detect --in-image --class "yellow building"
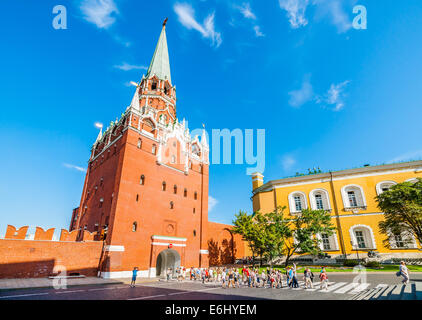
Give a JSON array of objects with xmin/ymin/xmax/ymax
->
[{"xmin": 251, "ymin": 160, "xmax": 422, "ymax": 261}]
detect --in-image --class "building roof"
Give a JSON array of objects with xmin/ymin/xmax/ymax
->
[
  {"xmin": 253, "ymin": 160, "xmax": 422, "ymax": 194},
  {"xmin": 146, "ymin": 21, "xmax": 171, "ymax": 84}
]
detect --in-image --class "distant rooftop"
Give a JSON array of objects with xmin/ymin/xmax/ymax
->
[{"xmin": 254, "ymin": 159, "xmax": 422, "ymax": 193}]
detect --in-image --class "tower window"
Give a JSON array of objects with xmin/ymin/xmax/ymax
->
[
  {"xmin": 174, "ymin": 185, "xmax": 177, "ymax": 194},
  {"xmin": 162, "ymin": 181, "xmax": 166, "ymax": 191},
  {"xmin": 152, "ymin": 144, "xmax": 156, "ymax": 155},
  {"xmin": 132, "ymin": 222, "xmax": 137, "ymax": 232},
  {"xmin": 194, "ymin": 192, "xmax": 198, "ymax": 200},
  {"xmin": 136, "ymin": 194, "xmax": 140, "ymax": 202},
  {"xmin": 193, "ymin": 208, "xmax": 195, "ymax": 214},
  {"xmin": 140, "ymin": 175, "xmax": 145, "ymax": 185},
  {"xmin": 193, "ymin": 230, "xmax": 197, "ymax": 237},
  {"xmin": 184, "ymin": 189, "xmax": 187, "ymax": 197},
  {"xmin": 137, "ymin": 138, "xmax": 142, "ymax": 149},
  {"xmin": 170, "ymin": 201, "xmax": 174, "ymax": 209},
  {"xmin": 151, "ymin": 81, "xmax": 157, "ymax": 90}
]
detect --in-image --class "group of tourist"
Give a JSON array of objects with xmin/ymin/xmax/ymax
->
[
  {"xmin": 169, "ymin": 264, "xmax": 331, "ymax": 290},
  {"xmin": 129, "ymin": 261, "xmax": 411, "ymax": 288}
]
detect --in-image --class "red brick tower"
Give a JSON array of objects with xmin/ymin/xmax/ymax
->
[{"xmin": 73, "ymin": 20, "xmax": 210, "ymax": 278}]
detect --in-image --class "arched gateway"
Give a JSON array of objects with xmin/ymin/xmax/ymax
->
[{"xmin": 155, "ymin": 249, "xmax": 181, "ymax": 277}]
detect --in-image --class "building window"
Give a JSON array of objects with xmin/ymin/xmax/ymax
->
[
  {"xmin": 354, "ymin": 230, "xmax": 366, "ymax": 249},
  {"xmin": 162, "ymin": 181, "xmax": 166, "ymax": 191},
  {"xmin": 348, "ymin": 191, "xmax": 358, "ymax": 207},
  {"xmin": 94, "ymin": 223, "xmax": 99, "ymax": 232},
  {"xmin": 376, "ymin": 181, "xmax": 397, "ymax": 195},
  {"xmin": 294, "ymin": 196, "xmax": 302, "ymax": 211},
  {"xmin": 342, "ymin": 185, "xmax": 366, "ymax": 210},
  {"xmin": 194, "ymin": 192, "xmax": 198, "ymax": 200},
  {"xmin": 184, "ymin": 188, "xmax": 187, "ymax": 197},
  {"xmin": 321, "ymin": 234, "xmax": 331, "ymax": 250},
  {"xmin": 132, "ymin": 222, "xmax": 137, "ymax": 232},
  {"xmin": 170, "ymin": 201, "xmax": 174, "ymax": 209},
  {"xmin": 189, "ymin": 161, "xmax": 192, "ymax": 169},
  {"xmin": 394, "ymin": 233, "xmax": 405, "ymax": 248},
  {"xmin": 137, "ymin": 138, "xmax": 142, "ymax": 149},
  {"xmin": 152, "ymin": 144, "xmax": 156, "ymax": 155},
  {"xmin": 151, "ymin": 81, "xmax": 157, "ymax": 90},
  {"xmin": 140, "ymin": 175, "xmax": 145, "ymax": 185},
  {"xmin": 193, "ymin": 208, "xmax": 195, "ymax": 214},
  {"xmin": 171, "ymin": 155, "xmax": 176, "ymax": 164},
  {"xmin": 289, "ymin": 192, "xmax": 307, "ymax": 213},
  {"xmin": 174, "ymin": 185, "xmax": 177, "ymax": 194},
  {"xmin": 193, "ymin": 230, "xmax": 197, "ymax": 237},
  {"xmin": 136, "ymin": 194, "xmax": 139, "ymax": 202},
  {"xmin": 315, "ymin": 194, "xmax": 324, "ymax": 210},
  {"xmin": 99, "ymin": 198, "xmax": 104, "ymax": 208}
]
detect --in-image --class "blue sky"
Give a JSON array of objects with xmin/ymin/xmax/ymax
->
[{"xmin": 1, "ymin": 0, "xmax": 422, "ymax": 236}]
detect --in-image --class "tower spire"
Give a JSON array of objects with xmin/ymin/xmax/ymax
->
[{"xmin": 146, "ymin": 19, "xmax": 171, "ymax": 84}]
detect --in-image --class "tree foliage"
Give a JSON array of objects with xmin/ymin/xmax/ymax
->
[
  {"xmin": 232, "ymin": 207, "xmax": 336, "ymax": 266},
  {"xmin": 376, "ymin": 178, "xmax": 422, "ymax": 247}
]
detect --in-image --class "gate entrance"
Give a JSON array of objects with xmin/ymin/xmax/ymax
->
[{"xmin": 155, "ymin": 249, "xmax": 181, "ymax": 278}]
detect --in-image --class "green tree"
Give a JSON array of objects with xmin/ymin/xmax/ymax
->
[
  {"xmin": 232, "ymin": 207, "xmax": 336, "ymax": 267},
  {"xmin": 376, "ymin": 178, "xmax": 422, "ymax": 247},
  {"xmin": 282, "ymin": 208, "xmax": 336, "ymax": 267},
  {"xmin": 232, "ymin": 210, "xmax": 264, "ymax": 266}
]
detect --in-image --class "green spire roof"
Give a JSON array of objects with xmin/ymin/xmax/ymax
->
[{"xmin": 146, "ymin": 21, "xmax": 171, "ymax": 84}]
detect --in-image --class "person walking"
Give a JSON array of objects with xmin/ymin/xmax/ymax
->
[
  {"xmin": 291, "ymin": 264, "xmax": 299, "ymax": 288},
  {"xmin": 130, "ymin": 267, "xmax": 138, "ymax": 287},
  {"xmin": 222, "ymin": 269, "xmax": 227, "ymax": 288},
  {"xmin": 320, "ymin": 268, "xmax": 328, "ymax": 290},
  {"xmin": 286, "ymin": 267, "xmax": 291, "ymax": 287},
  {"xmin": 304, "ymin": 268, "xmax": 314, "ymax": 289},
  {"xmin": 399, "ymin": 261, "xmax": 410, "ymax": 285}
]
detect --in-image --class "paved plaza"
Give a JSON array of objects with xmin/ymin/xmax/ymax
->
[{"xmin": 0, "ymin": 273, "xmax": 421, "ymax": 300}]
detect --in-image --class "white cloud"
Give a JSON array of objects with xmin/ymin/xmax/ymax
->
[
  {"xmin": 313, "ymin": 0, "xmax": 353, "ymax": 33},
  {"xmin": 79, "ymin": 0, "xmax": 119, "ymax": 29},
  {"xmin": 208, "ymin": 196, "xmax": 218, "ymax": 212},
  {"xmin": 317, "ymin": 80, "xmax": 350, "ymax": 111},
  {"xmin": 63, "ymin": 163, "xmax": 87, "ymax": 173},
  {"xmin": 390, "ymin": 150, "xmax": 422, "ymax": 163},
  {"xmin": 236, "ymin": 3, "xmax": 256, "ymax": 20},
  {"xmin": 174, "ymin": 2, "xmax": 222, "ymax": 48},
  {"xmin": 279, "ymin": 0, "xmax": 309, "ymax": 29},
  {"xmin": 279, "ymin": 0, "xmax": 354, "ymax": 32},
  {"xmin": 281, "ymin": 155, "xmax": 296, "ymax": 171},
  {"xmin": 114, "ymin": 62, "xmax": 148, "ymax": 71},
  {"xmin": 288, "ymin": 75, "xmax": 313, "ymax": 107},
  {"xmin": 253, "ymin": 26, "xmax": 265, "ymax": 37}
]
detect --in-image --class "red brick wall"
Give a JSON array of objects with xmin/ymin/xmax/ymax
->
[
  {"xmin": 207, "ymin": 222, "xmax": 248, "ymax": 266},
  {"xmin": 0, "ymin": 239, "xmax": 103, "ymax": 278}
]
